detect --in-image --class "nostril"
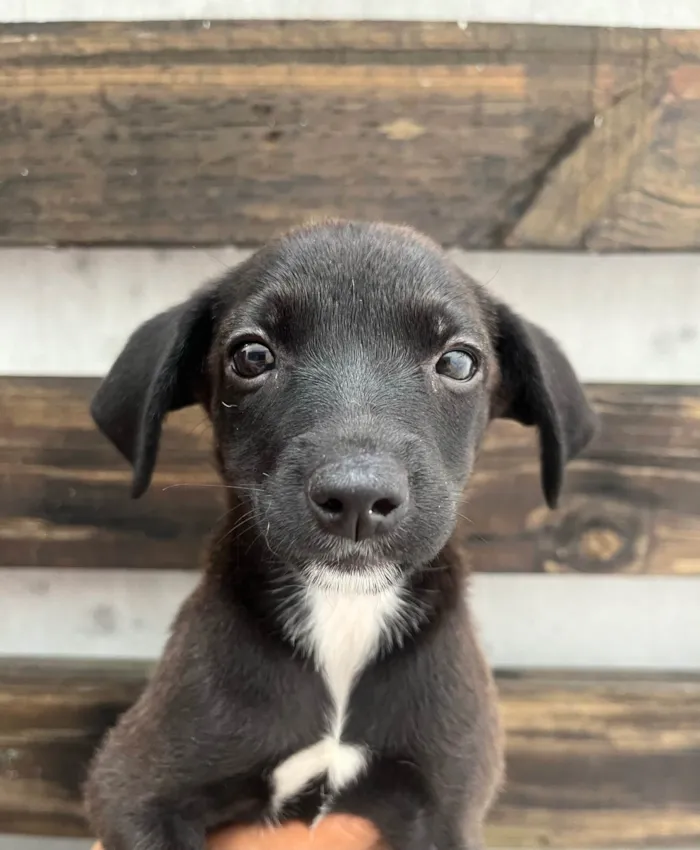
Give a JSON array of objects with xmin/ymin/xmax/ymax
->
[
  {"xmin": 319, "ymin": 497, "xmax": 344, "ymax": 515},
  {"xmin": 307, "ymin": 456, "xmax": 409, "ymax": 540},
  {"xmin": 371, "ymin": 497, "xmax": 398, "ymax": 517}
]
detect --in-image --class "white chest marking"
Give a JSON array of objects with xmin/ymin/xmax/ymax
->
[{"xmin": 271, "ymin": 586, "xmax": 406, "ymax": 812}]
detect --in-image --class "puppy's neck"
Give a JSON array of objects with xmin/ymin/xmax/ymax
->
[
  {"xmin": 283, "ymin": 578, "xmax": 421, "ymax": 658},
  {"xmin": 208, "ymin": 512, "xmax": 466, "ymax": 653}
]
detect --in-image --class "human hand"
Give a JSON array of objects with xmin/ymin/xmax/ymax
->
[{"xmin": 91, "ymin": 814, "xmax": 381, "ymax": 850}]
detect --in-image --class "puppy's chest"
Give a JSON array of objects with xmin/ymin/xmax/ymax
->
[{"xmin": 271, "ymin": 588, "xmax": 407, "ymax": 811}]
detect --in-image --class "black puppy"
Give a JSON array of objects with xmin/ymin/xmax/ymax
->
[{"xmin": 85, "ymin": 220, "xmax": 596, "ymax": 850}]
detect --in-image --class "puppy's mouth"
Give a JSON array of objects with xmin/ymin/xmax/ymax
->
[
  {"xmin": 248, "ymin": 478, "xmax": 455, "ymax": 587},
  {"xmin": 301, "ymin": 559, "xmax": 402, "ymax": 595}
]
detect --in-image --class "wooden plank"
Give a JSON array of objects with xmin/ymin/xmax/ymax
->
[
  {"xmin": 5, "ymin": 248, "xmax": 700, "ymax": 384},
  {"xmin": 1, "ymin": 660, "xmax": 699, "ymax": 846},
  {"xmin": 5, "ymin": 570, "xmax": 700, "ymax": 670},
  {"xmin": 2, "ymin": 377, "xmax": 700, "ymax": 574},
  {"xmin": 492, "ymin": 672, "xmax": 700, "ymax": 848},
  {"xmin": 3, "ymin": 21, "xmax": 700, "ymax": 250},
  {"xmin": 0, "ymin": 660, "xmax": 147, "ymax": 837}
]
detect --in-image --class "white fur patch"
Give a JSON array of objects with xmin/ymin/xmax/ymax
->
[
  {"xmin": 270, "ymin": 737, "xmax": 367, "ymax": 812},
  {"xmin": 272, "ymin": 581, "xmax": 410, "ymax": 811}
]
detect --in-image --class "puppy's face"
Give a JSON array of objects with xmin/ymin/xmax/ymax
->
[
  {"xmin": 92, "ymin": 221, "xmax": 596, "ymax": 592},
  {"xmin": 209, "ymin": 224, "xmax": 493, "ymax": 589}
]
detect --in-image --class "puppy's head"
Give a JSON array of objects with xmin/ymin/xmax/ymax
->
[{"xmin": 92, "ymin": 221, "xmax": 596, "ymax": 592}]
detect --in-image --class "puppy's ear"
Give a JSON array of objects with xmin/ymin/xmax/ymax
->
[
  {"xmin": 91, "ymin": 288, "xmax": 214, "ymax": 498},
  {"xmin": 491, "ymin": 301, "xmax": 597, "ymax": 508}
]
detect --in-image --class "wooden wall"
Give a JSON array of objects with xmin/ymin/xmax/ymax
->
[{"xmin": 1, "ymin": 8, "xmax": 699, "ymax": 849}]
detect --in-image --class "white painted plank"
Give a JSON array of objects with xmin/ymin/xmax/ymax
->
[
  {"xmin": 474, "ymin": 575, "xmax": 700, "ymax": 672},
  {"xmin": 0, "ymin": 839, "xmax": 92, "ymax": 850},
  {"xmin": 1, "ymin": 247, "xmax": 247, "ymax": 380},
  {"xmin": 2, "ymin": 569, "xmax": 699, "ymax": 671},
  {"xmin": 3, "ymin": 0, "xmax": 700, "ymax": 29},
  {"xmin": 2, "ymin": 247, "xmax": 700, "ymax": 384},
  {"xmin": 451, "ymin": 251, "xmax": 700, "ymax": 385},
  {"xmin": 0, "ymin": 569, "xmax": 196, "ymax": 662}
]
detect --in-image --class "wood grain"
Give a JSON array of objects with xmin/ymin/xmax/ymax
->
[
  {"xmin": 0, "ymin": 660, "xmax": 146, "ymax": 837},
  {"xmin": 1, "ymin": 660, "xmax": 698, "ymax": 846},
  {"xmin": 2, "ymin": 377, "xmax": 700, "ymax": 575},
  {"xmin": 1, "ymin": 21, "xmax": 699, "ymax": 249},
  {"xmin": 492, "ymin": 672, "xmax": 700, "ymax": 847}
]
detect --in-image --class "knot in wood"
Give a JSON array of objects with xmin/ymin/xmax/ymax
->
[{"xmin": 527, "ymin": 496, "xmax": 650, "ymax": 574}]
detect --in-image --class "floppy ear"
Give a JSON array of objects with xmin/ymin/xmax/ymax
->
[
  {"xmin": 90, "ymin": 288, "xmax": 214, "ymax": 498},
  {"xmin": 491, "ymin": 301, "xmax": 597, "ymax": 509}
]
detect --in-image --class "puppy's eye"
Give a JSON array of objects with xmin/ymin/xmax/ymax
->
[
  {"xmin": 436, "ymin": 349, "xmax": 478, "ymax": 382},
  {"xmin": 231, "ymin": 342, "xmax": 275, "ymax": 378}
]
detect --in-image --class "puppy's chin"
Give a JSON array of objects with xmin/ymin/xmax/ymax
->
[{"xmin": 301, "ymin": 561, "xmax": 402, "ymax": 595}]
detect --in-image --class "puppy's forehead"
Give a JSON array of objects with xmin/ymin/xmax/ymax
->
[{"xmin": 220, "ymin": 223, "xmax": 488, "ymax": 347}]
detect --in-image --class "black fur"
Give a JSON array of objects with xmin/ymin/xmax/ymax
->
[{"xmin": 85, "ymin": 220, "xmax": 597, "ymax": 850}]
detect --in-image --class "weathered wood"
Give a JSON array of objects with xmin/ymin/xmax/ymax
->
[
  {"xmin": 2, "ymin": 21, "xmax": 700, "ymax": 250},
  {"xmin": 0, "ymin": 660, "xmax": 147, "ymax": 837},
  {"xmin": 1, "ymin": 660, "xmax": 699, "ymax": 846},
  {"xmin": 2, "ymin": 377, "xmax": 700, "ymax": 574},
  {"xmin": 492, "ymin": 672, "xmax": 700, "ymax": 848}
]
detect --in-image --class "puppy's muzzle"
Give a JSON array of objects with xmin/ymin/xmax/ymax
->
[{"xmin": 306, "ymin": 455, "xmax": 409, "ymax": 542}]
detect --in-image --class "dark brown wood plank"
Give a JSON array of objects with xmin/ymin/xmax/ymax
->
[
  {"xmin": 491, "ymin": 672, "xmax": 700, "ymax": 847},
  {"xmin": 2, "ymin": 21, "xmax": 698, "ymax": 250},
  {"xmin": 2, "ymin": 377, "xmax": 700, "ymax": 574},
  {"xmin": 1, "ymin": 659, "xmax": 698, "ymax": 845},
  {"xmin": 0, "ymin": 659, "xmax": 148, "ymax": 837}
]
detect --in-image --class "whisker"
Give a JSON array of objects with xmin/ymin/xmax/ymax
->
[
  {"xmin": 161, "ymin": 482, "xmax": 263, "ymax": 494},
  {"xmin": 455, "ymin": 511, "xmax": 474, "ymax": 524},
  {"xmin": 419, "ymin": 560, "xmax": 453, "ymax": 575},
  {"xmin": 202, "ymin": 249, "xmax": 230, "ymax": 271},
  {"xmin": 215, "ymin": 520, "xmax": 255, "ymax": 548},
  {"xmin": 243, "ymin": 527, "xmax": 264, "ymax": 557},
  {"xmin": 483, "ymin": 262, "xmax": 503, "ymax": 287},
  {"xmin": 214, "ymin": 509, "xmax": 257, "ymax": 546},
  {"xmin": 229, "ymin": 510, "xmax": 257, "ymax": 534}
]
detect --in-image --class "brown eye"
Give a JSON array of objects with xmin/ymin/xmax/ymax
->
[
  {"xmin": 231, "ymin": 342, "xmax": 275, "ymax": 379},
  {"xmin": 436, "ymin": 349, "xmax": 478, "ymax": 382}
]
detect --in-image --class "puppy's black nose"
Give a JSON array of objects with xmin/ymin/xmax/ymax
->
[{"xmin": 307, "ymin": 456, "xmax": 409, "ymax": 541}]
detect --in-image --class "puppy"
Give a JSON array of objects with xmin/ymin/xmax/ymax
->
[{"xmin": 85, "ymin": 220, "xmax": 596, "ymax": 850}]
